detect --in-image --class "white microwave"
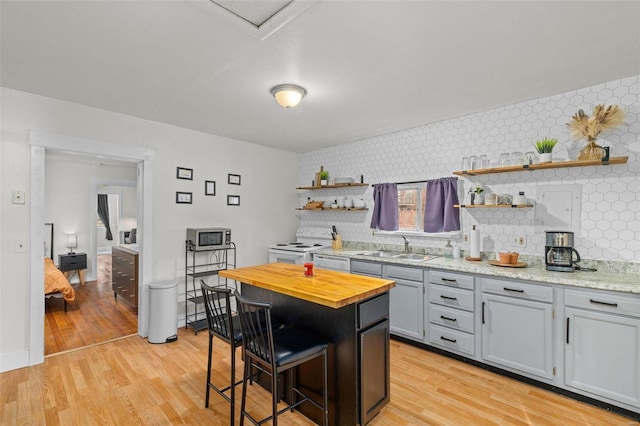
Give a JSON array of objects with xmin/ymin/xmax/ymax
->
[{"xmin": 186, "ymin": 228, "xmax": 232, "ymax": 251}]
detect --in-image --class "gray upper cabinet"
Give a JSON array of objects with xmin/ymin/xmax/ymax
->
[
  {"xmin": 564, "ymin": 289, "xmax": 640, "ymax": 410},
  {"xmin": 481, "ymin": 278, "xmax": 555, "ymax": 382}
]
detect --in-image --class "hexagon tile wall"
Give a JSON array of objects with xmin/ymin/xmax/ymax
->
[{"xmin": 299, "ymin": 75, "xmax": 639, "ymax": 263}]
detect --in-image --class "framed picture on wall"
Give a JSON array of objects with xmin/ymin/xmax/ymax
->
[
  {"xmin": 176, "ymin": 191, "xmax": 193, "ymax": 204},
  {"xmin": 205, "ymin": 180, "xmax": 216, "ymax": 196},
  {"xmin": 177, "ymin": 167, "xmax": 193, "ymax": 180},
  {"xmin": 228, "ymin": 174, "xmax": 241, "ymax": 185},
  {"xmin": 227, "ymin": 195, "xmax": 240, "ymax": 206}
]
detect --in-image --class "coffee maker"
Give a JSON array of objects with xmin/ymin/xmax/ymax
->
[{"xmin": 545, "ymin": 231, "xmax": 581, "ymax": 272}]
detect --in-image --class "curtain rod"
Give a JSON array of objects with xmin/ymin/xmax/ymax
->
[{"xmin": 373, "ymin": 177, "xmax": 457, "ymax": 186}]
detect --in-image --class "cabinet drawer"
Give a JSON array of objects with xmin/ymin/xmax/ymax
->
[
  {"xmin": 351, "ymin": 260, "xmax": 382, "ymax": 277},
  {"xmin": 429, "ymin": 324, "xmax": 475, "ymax": 356},
  {"xmin": 429, "ymin": 284, "xmax": 474, "ymax": 312},
  {"xmin": 58, "ymin": 253, "xmax": 87, "ymax": 271},
  {"xmin": 429, "ymin": 304, "xmax": 475, "ymax": 334},
  {"xmin": 565, "ymin": 289, "xmax": 640, "ymax": 318},
  {"xmin": 482, "ymin": 278, "xmax": 553, "ymax": 303},
  {"xmin": 358, "ymin": 293, "xmax": 389, "ymax": 329},
  {"xmin": 384, "ymin": 265, "xmax": 423, "ymax": 282},
  {"xmin": 429, "ymin": 270, "xmax": 474, "ymax": 290}
]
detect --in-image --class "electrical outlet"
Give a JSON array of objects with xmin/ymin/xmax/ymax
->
[{"xmin": 515, "ymin": 235, "xmax": 526, "ymax": 247}]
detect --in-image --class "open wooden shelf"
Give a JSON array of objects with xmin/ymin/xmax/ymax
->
[
  {"xmin": 454, "ymin": 204, "xmax": 533, "ymax": 209},
  {"xmin": 296, "ymin": 207, "xmax": 368, "ymax": 211},
  {"xmin": 452, "ymin": 156, "xmax": 628, "ymax": 176},
  {"xmin": 296, "ymin": 183, "xmax": 369, "ymax": 190}
]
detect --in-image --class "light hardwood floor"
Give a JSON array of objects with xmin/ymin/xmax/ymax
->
[
  {"xmin": 2, "ymin": 327, "xmax": 636, "ymax": 425},
  {"xmin": 45, "ymin": 254, "xmax": 137, "ymax": 355}
]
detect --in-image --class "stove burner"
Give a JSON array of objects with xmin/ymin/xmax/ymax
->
[
  {"xmin": 276, "ymin": 243, "xmax": 288, "ymax": 246},
  {"xmin": 296, "ymin": 245, "xmax": 311, "ymax": 248},
  {"xmin": 313, "ymin": 243, "xmax": 323, "ymax": 246},
  {"xmin": 290, "ymin": 242, "xmax": 303, "ymax": 245}
]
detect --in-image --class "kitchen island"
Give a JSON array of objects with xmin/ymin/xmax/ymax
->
[{"xmin": 220, "ymin": 263, "xmax": 395, "ymax": 425}]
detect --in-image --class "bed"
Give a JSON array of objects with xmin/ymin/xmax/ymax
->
[{"xmin": 44, "ymin": 223, "xmax": 76, "ymax": 312}]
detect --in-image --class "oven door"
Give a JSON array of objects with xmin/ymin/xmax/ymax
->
[{"xmin": 268, "ymin": 249, "xmax": 311, "ymax": 265}]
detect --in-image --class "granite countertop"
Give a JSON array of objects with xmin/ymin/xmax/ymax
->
[{"xmin": 316, "ymin": 248, "xmax": 640, "ymax": 295}]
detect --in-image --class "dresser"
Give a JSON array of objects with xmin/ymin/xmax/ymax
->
[{"xmin": 111, "ymin": 246, "xmax": 139, "ymax": 313}]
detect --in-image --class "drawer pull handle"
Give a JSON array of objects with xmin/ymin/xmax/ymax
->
[
  {"xmin": 440, "ymin": 315, "xmax": 457, "ymax": 322},
  {"xmin": 440, "ymin": 295, "xmax": 458, "ymax": 301},
  {"xmin": 503, "ymin": 287, "xmax": 524, "ymax": 293},
  {"xmin": 441, "ymin": 278, "xmax": 457, "ymax": 283},
  {"xmin": 589, "ymin": 299, "xmax": 618, "ymax": 308},
  {"xmin": 482, "ymin": 301, "xmax": 486, "ymax": 324},
  {"xmin": 566, "ymin": 317, "xmax": 570, "ymax": 344},
  {"xmin": 440, "ymin": 336, "xmax": 457, "ymax": 343}
]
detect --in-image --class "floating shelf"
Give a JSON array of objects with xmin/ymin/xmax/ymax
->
[
  {"xmin": 296, "ymin": 207, "xmax": 368, "ymax": 211},
  {"xmin": 455, "ymin": 204, "xmax": 533, "ymax": 209},
  {"xmin": 296, "ymin": 183, "xmax": 369, "ymax": 190},
  {"xmin": 452, "ymin": 156, "xmax": 628, "ymax": 176}
]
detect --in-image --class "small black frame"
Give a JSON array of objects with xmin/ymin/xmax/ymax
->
[
  {"xmin": 228, "ymin": 174, "xmax": 241, "ymax": 185},
  {"xmin": 177, "ymin": 167, "xmax": 193, "ymax": 180},
  {"xmin": 176, "ymin": 191, "xmax": 193, "ymax": 204},
  {"xmin": 205, "ymin": 180, "xmax": 216, "ymax": 196},
  {"xmin": 227, "ymin": 195, "xmax": 240, "ymax": 206}
]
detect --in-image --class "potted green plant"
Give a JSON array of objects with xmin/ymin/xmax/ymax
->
[
  {"xmin": 534, "ymin": 137, "xmax": 557, "ymax": 163},
  {"xmin": 319, "ymin": 170, "xmax": 329, "ymax": 186},
  {"xmin": 469, "ymin": 183, "xmax": 485, "ymax": 205}
]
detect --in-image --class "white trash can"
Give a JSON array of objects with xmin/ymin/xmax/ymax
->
[{"xmin": 148, "ymin": 280, "xmax": 178, "ymax": 344}]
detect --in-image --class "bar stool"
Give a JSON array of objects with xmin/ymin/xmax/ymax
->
[
  {"xmin": 234, "ymin": 290, "xmax": 329, "ymax": 426},
  {"xmin": 201, "ymin": 282, "xmax": 243, "ymax": 424}
]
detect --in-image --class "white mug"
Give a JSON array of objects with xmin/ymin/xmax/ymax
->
[
  {"xmin": 485, "ymin": 193, "xmax": 497, "ymax": 205},
  {"xmin": 498, "ymin": 194, "xmax": 513, "ymax": 205},
  {"xmin": 344, "ymin": 198, "xmax": 354, "ymax": 208}
]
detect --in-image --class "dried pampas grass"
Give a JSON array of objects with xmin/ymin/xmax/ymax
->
[{"xmin": 568, "ymin": 104, "xmax": 625, "ymax": 141}]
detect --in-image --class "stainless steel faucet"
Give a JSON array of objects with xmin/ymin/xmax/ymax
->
[{"xmin": 401, "ymin": 235, "xmax": 410, "ymax": 253}]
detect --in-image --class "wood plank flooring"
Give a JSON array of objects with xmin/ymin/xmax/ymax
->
[
  {"xmin": 3, "ymin": 328, "xmax": 636, "ymax": 425},
  {"xmin": 45, "ymin": 254, "xmax": 137, "ymax": 355}
]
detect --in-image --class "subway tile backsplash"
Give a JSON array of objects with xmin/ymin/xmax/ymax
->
[{"xmin": 300, "ymin": 76, "xmax": 639, "ymax": 263}]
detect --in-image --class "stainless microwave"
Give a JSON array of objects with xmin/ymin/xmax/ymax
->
[{"xmin": 186, "ymin": 228, "xmax": 232, "ymax": 251}]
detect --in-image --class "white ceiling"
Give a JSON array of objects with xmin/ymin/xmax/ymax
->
[{"xmin": 2, "ymin": 1, "xmax": 639, "ymax": 153}]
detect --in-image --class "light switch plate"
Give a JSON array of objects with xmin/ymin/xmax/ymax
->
[{"xmin": 12, "ymin": 190, "xmax": 25, "ymax": 204}]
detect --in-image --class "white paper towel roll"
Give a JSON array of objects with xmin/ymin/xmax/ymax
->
[{"xmin": 469, "ymin": 226, "xmax": 480, "ymax": 259}]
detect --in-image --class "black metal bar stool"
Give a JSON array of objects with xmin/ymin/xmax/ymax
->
[
  {"xmin": 234, "ymin": 290, "xmax": 329, "ymax": 426},
  {"xmin": 201, "ymin": 281, "xmax": 243, "ymax": 424}
]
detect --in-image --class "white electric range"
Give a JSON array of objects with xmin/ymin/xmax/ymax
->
[{"xmin": 268, "ymin": 227, "xmax": 333, "ymax": 265}]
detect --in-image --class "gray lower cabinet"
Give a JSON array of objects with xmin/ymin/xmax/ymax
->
[
  {"xmin": 383, "ymin": 265, "xmax": 424, "ymax": 341},
  {"xmin": 564, "ymin": 289, "xmax": 640, "ymax": 410},
  {"xmin": 427, "ymin": 270, "xmax": 476, "ymax": 356},
  {"xmin": 351, "ymin": 260, "xmax": 382, "ymax": 278},
  {"xmin": 481, "ymin": 278, "xmax": 554, "ymax": 382}
]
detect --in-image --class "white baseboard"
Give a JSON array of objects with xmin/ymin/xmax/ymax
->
[{"xmin": 0, "ymin": 349, "xmax": 31, "ymax": 373}]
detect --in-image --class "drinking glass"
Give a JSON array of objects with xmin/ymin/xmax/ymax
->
[
  {"xmin": 511, "ymin": 151, "xmax": 524, "ymax": 166},
  {"xmin": 469, "ymin": 155, "xmax": 478, "ymax": 170},
  {"xmin": 479, "ymin": 155, "xmax": 489, "ymax": 169},
  {"xmin": 461, "ymin": 157, "xmax": 471, "ymax": 171},
  {"xmin": 524, "ymin": 151, "xmax": 536, "ymax": 165},
  {"xmin": 499, "ymin": 152, "xmax": 510, "ymax": 167}
]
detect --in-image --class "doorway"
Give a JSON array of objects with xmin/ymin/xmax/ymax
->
[{"xmin": 29, "ymin": 131, "xmax": 154, "ymax": 366}]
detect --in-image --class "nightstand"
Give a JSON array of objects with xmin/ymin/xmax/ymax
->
[{"xmin": 58, "ymin": 253, "xmax": 87, "ymax": 285}]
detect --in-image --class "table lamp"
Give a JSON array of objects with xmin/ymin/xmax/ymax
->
[{"xmin": 65, "ymin": 232, "xmax": 77, "ymax": 254}]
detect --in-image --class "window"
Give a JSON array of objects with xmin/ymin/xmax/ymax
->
[{"xmin": 398, "ymin": 184, "xmax": 426, "ymax": 232}]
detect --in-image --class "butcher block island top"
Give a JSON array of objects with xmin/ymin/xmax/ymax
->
[{"xmin": 219, "ymin": 262, "xmax": 395, "ymax": 309}]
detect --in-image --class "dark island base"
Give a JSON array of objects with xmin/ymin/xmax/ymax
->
[{"xmin": 242, "ymin": 283, "xmax": 390, "ymax": 426}]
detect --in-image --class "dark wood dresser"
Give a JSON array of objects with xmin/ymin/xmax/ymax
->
[{"xmin": 111, "ymin": 246, "xmax": 139, "ymax": 313}]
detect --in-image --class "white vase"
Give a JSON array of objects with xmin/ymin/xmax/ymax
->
[
  {"xmin": 472, "ymin": 194, "xmax": 484, "ymax": 205},
  {"xmin": 321, "ymin": 179, "xmax": 328, "ymax": 186},
  {"xmin": 539, "ymin": 153, "xmax": 552, "ymax": 163}
]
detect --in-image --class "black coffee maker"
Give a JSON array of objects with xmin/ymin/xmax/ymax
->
[{"xmin": 545, "ymin": 231, "xmax": 581, "ymax": 272}]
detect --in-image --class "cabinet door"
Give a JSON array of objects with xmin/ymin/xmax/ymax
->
[
  {"xmin": 481, "ymin": 293, "xmax": 554, "ymax": 381},
  {"xmin": 389, "ymin": 278, "xmax": 423, "ymax": 340},
  {"xmin": 360, "ymin": 319, "xmax": 390, "ymax": 425},
  {"xmin": 565, "ymin": 307, "xmax": 640, "ymax": 408}
]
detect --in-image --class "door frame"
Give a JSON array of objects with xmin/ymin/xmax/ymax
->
[{"xmin": 29, "ymin": 130, "xmax": 154, "ymax": 366}]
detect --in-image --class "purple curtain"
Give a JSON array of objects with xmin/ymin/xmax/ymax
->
[
  {"xmin": 423, "ymin": 177, "xmax": 460, "ymax": 233},
  {"xmin": 370, "ymin": 183, "xmax": 399, "ymax": 231}
]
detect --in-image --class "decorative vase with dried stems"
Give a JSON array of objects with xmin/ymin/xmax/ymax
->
[{"xmin": 568, "ymin": 104, "xmax": 625, "ymax": 160}]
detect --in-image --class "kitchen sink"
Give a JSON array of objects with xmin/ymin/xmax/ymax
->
[
  {"xmin": 359, "ymin": 251, "xmax": 439, "ymax": 262},
  {"xmin": 359, "ymin": 250, "xmax": 402, "ymax": 258},
  {"xmin": 394, "ymin": 253, "xmax": 439, "ymax": 262}
]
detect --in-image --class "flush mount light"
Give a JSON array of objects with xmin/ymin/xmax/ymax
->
[{"xmin": 271, "ymin": 84, "xmax": 307, "ymax": 108}]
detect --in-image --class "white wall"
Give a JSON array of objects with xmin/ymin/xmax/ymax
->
[
  {"xmin": 0, "ymin": 88, "xmax": 300, "ymax": 372},
  {"xmin": 300, "ymin": 76, "xmax": 640, "ymax": 263}
]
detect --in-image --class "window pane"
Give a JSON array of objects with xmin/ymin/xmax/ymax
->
[{"xmin": 398, "ymin": 189, "xmax": 418, "ymax": 230}]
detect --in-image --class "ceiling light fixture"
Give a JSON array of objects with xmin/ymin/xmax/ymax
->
[{"xmin": 271, "ymin": 84, "xmax": 307, "ymax": 108}]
